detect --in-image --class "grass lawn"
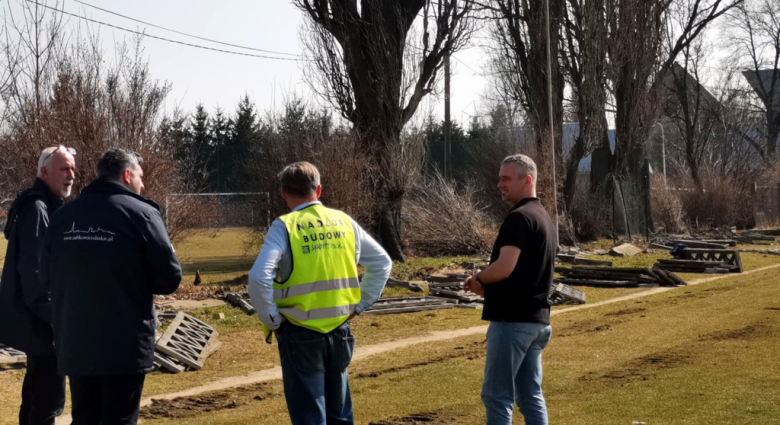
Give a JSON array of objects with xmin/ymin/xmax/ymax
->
[
  {"xmin": 1, "ymin": 229, "xmax": 779, "ymax": 424},
  {"xmin": 135, "ymin": 256, "xmax": 780, "ymax": 424}
]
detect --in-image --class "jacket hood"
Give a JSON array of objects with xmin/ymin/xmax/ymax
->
[
  {"xmin": 80, "ymin": 178, "xmax": 161, "ymax": 212},
  {"xmin": 4, "ymin": 178, "xmax": 62, "ymax": 239}
]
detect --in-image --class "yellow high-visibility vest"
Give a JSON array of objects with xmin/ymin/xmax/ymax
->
[{"xmin": 262, "ymin": 204, "xmax": 360, "ymax": 343}]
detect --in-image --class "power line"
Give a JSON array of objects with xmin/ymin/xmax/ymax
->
[
  {"xmin": 25, "ymin": 1, "xmax": 307, "ymax": 61},
  {"xmin": 72, "ymin": 0, "xmax": 301, "ymax": 57}
]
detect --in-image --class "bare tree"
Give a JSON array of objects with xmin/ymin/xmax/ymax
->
[
  {"xmin": 723, "ymin": 0, "xmax": 780, "ymax": 158},
  {"xmin": 293, "ymin": 0, "xmax": 476, "ymax": 261},
  {"xmin": 482, "ymin": 0, "xmax": 566, "ymax": 210},
  {"xmin": 561, "ymin": 0, "xmax": 610, "ymax": 210},
  {"xmin": 608, "ymin": 0, "xmax": 739, "ymax": 177},
  {"xmin": 663, "ymin": 40, "xmax": 723, "ymax": 188}
]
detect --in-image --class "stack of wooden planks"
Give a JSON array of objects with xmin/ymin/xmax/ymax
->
[
  {"xmin": 555, "ymin": 266, "xmax": 686, "ymax": 287},
  {"xmin": 363, "ymin": 296, "xmax": 456, "ymax": 315},
  {"xmin": 653, "ymin": 259, "xmax": 738, "ymax": 274}
]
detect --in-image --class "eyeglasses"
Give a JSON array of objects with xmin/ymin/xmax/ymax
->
[{"xmin": 42, "ymin": 145, "xmax": 77, "ymax": 165}]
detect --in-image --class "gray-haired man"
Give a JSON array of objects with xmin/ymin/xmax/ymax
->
[
  {"xmin": 464, "ymin": 154, "xmax": 556, "ymax": 425},
  {"xmin": 0, "ymin": 146, "xmax": 76, "ymax": 425}
]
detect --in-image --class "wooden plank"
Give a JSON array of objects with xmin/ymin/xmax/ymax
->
[
  {"xmin": 363, "ymin": 304, "xmax": 455, "ymax": 315},
  {"xmin": 650, "ymin": 268, "xmax": 676, "ymax": 286},
  {"xmin": 426, "ymin": 275, "xmax": 460, "ymax": 283},
  {"xmin": 658, "ymin": 269, "xmax": 687, "ymax": 286},
  {"xmin": 657, "ymin": 259, "xmax": 729, "ymax": 267},
  {"xmin": 368, "ymin": 300, "xmax": 450, "ymax": 310},
  {"xmin": 672, "ymin": 240, "xmax": 728, "ymax": 249},
  {"xmin": 571, "ymin": 258, "xmax": 613, "ymax": 267},
  {"xmin": 556, "ymin": 279, "xmax": 638, "ymax": 287}
]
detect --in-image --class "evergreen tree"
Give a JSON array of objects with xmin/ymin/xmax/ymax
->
[
  {"xmin": 190, "ymin": 103, "xmax": 212, "ymax": 189},
  {"xmin": 229, "ymin": 95, "xmax": 261, "ymax": 191},
  {"xmin": 209, "ymin": 106, "xmax": 233, "ymax": 191}
]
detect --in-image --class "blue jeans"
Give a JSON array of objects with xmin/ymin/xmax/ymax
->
[
  {"xmin": 276, "ymin": 320, "xmax": 355, "ymax": 425},
  {"xmin": 481, "ymin": 321, "xmax": 553, "ymax": 425}
]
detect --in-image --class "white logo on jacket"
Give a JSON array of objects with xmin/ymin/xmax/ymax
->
[{"xmin": 63, "ymin": 222, "xmax": 116, "ymax": 242}]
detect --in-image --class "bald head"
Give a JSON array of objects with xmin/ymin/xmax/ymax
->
[{"xmin": 38, "ymin": 147, "xmax": 76, "ymax": 199}]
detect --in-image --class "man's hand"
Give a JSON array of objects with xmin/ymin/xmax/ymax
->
[{"xmin": 463, "ymin": 273, "xmax": 484, "ymax": 296}]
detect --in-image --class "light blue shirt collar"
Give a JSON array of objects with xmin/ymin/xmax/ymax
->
[{"xmin": 293, "ymin": 200, "xmax": 322, "ymax": 211}]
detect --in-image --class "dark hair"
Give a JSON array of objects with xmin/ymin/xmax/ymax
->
[
  {"xmin": 278, "ymin": 162, "xmax": 320, "ymax": 197},
  {"xmin": 97, "ymin": 148, "xmax": 143, "ymax": 180}
]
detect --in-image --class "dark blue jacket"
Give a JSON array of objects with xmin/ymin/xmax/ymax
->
[
  {"xmin": 0, "ymin": 179, "xmax": 63, "ymax": 356},
  {"xmin": 41, "ymin": 178, "xmax": 182, "ymax": 376}
]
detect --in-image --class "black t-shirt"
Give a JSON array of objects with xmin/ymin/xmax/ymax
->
[{"xmin": 482, "ymin": 198, "xmax": 556, "ymax": 325}]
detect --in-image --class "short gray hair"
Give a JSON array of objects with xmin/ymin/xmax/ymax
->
[
  {"xmin": 97, "ymin": 148, "xmax": 143, "ymax": 180},
  {"xmin": 278, "ymin": 162, "xmax": 321, "ymax": 197},
  {"xmin": 37, "ymin": 147, "xmax": 59, "ymax": 177},
  {"xmin": 501, "ymin": 154, "xmax": 537, "ymax": 182}
]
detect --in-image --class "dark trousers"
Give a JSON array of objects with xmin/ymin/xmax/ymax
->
[
  {"xmin": 276, "ymin": 320, "xmax": 355, "ymax": 425},
  {"xmin": 19, "ymin": 355, "xmax": 66, "ymax": 425},
  {"xmin": 69, "ymin": 374, "xmax": 146, "ymax": 425}
]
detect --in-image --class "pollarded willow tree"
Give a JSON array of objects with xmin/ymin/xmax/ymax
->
[{"xmin": 293, "ymin": 0, "xmax": 476, "ymax": 262}]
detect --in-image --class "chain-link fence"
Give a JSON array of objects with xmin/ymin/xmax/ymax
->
[{"xmin": 753, "ymin": 183, "xmax": 780, "ymax": 227}]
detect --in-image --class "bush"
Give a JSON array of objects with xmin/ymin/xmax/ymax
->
[
  {"xmin": 570, "ymin": 180, "xmax": 611, "ymax": 241},
  {"xmin": 650, "ymin": 176, "xmax": 684, "ymax": 233},
  {"xmin": 402, "ymin": 173, "xmax": 498, "ymax": 257},
  {"xmin": 679, "ymin": 170, "xmax": 753, "ymax": 229}
]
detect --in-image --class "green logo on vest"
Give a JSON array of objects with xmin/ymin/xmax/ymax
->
[{"xmin": 302, "ymin": 245, "xmax": 311, "ymax": 254}]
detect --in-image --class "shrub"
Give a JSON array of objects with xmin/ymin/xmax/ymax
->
[
  {"xmin": 650, "ymin": 175, "xmax": 684, "ymax": 233},
  {"xmin": 402, "ymin": 173, "xmax": 498, "ymax": 257}
]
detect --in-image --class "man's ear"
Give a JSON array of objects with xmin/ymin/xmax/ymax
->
[
  {"xmin": 315, "ymin": 185, "xmax": 322, "ymax": 200},
  {"xmin": 123, "ymin": 168, "xmax": 131, "ymax": 184},
  {"xmin": 526, "ymin": 175, "xmax": 533, "ymax": 185},
  {"xmin": 281, "ymin": 189, "xmax": 288, "ymax": 202}
]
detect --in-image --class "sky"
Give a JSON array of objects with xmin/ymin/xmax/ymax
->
[{"xmin": 21, "ymin": 0, "xmax": 488, "ymax": 125}]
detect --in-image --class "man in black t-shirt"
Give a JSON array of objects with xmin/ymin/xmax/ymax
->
[{"xmin": 464, "ymin": 154, "xmax": 556, "ymax": 425}]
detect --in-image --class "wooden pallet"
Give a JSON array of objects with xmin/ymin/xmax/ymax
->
[
  {"xmin": 676, "ymin": 249, "xmax": 743, "ymax": 273},
  {"xmin": 155, "ymin": 312, "xmax": 220, "ymax": 370},
  {"xmin": 549, "ymin": 283, "xmax": 586, "ymax": 305},
  {"xmin": 0, "ymin": 345, "xmax": 26, "ymax": 365}
]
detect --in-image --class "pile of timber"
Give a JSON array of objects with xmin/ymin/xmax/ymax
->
[
  {"xmin": 555, "ymin": 266, "xmax": 686, "ymax": 288},
  {"xmin": 363, "ymin": 296, "xmax": 456, "ymax": 315},
  {"xmin": 153, "ymin": 312, "xmax": 221, "ymax": 374},
  {"xmin": 548, "ymin": 283, "xmax": 586, "ymax": 306},
  {"xmin": 653, "ymin": 259, "xmax": 737, "ymax": 274},
  {"xmin": 426, "ymin": 274, "xmax": 484, "ymax": 306}
]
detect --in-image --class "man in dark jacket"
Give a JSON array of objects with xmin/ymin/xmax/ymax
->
[
  {"xmin": 41, "ymin": 148, "xmax": 181, "ymax": 425},
  {"xmin": 0, "ymin": 146, "xmax": 75, "ymax": 425}
]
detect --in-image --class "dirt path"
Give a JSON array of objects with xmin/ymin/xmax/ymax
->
[{"xmin": 54, "ymin": 263, "xmax": 780, "ymax": 424}]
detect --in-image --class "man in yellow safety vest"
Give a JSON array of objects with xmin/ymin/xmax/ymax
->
[{"xmin": 248, "ymin": 161, "xmax": 392, "ymax": 424}]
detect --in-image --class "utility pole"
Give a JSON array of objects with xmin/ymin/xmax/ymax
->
[
  {"xmin": 545, "ymin": 0, "xmax": 559, "ymax": 234},
  {"xmin": 444, "ymin": 53, "xmax": 452, "ymax": 181}
]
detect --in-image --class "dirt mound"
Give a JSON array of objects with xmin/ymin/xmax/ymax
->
[
  {"xmin": 604, "ymin": 307, "xmax": 646, "ymax": 317},
  {"xmin": 699, "ymin": 325, "xmax": 767, "ymax": 341},
  {"xmin": 140, "ymin": 382, "xmax": 282, "ymax": 420},
  {"xmin": 581, "ymin": 352, "xmax": 689, "ymax": 383}
]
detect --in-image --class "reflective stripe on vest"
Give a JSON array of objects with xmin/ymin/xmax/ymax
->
[
  {"xmin": 262, "ymin": 204, "xmax": 359, "ymax": 343},
  {"xmin": 273, "ymin": 277, "xmax": 360, "ymax": 300}
]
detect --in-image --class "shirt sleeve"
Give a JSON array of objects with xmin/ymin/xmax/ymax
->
[
  {"xmin": 248, "ymin": 219, "xmax": 287, "ymax": 330},
  {"xmin": 351, "ymin": 218, "xmax": 392, "ymax": 314},
  {"xmin": 498, "ymin": 213, "xmax": 530, "ymax": 251}
]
